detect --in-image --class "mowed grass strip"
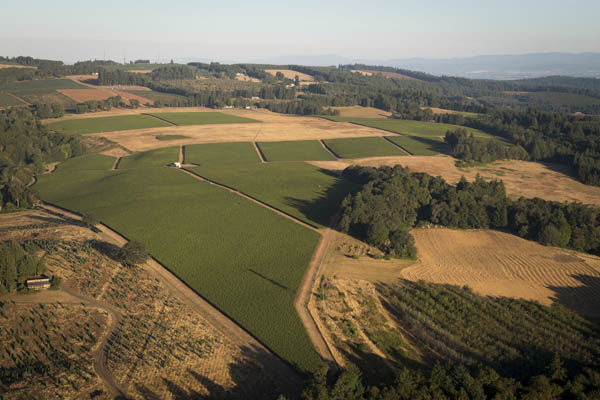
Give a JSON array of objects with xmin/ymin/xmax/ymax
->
[
  {"xmin": 47, "ymin": 114, "xmax": 171, "ymax": 134},
  {"xmin": 185, "ymin": 142, "xmax": 259, "ymax": 165},
  {"xmin": 192, "ymin": 161, "xmax": 358, "ymax": 228},
  {"xmin": 257, "ymin": 140, "xmax": 337, "ymax": 162},
  {"xmin": 384, "ymin": 135, "xmax": 448, "ymax": 156},
  {"xmin": 54, "ymin": 154, "xmax": 116, "ymax": 172},
  {"xmin": 147, "ymin": 112, "xmax": 259, "ymax": 126},
  {"xmin": 118, "ymin": 147, "xmax": 179, "ymax": 169},
  {"xmin": 34, "ymin": 160, "xmax": 321, "ymax": 372},
  {"xmin": 323, "ymin": 137, "xmax": 406, "ymax": 159}
]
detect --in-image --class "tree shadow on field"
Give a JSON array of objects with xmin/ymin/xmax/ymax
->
[
  {"xmin": 283, "ymin": 169, "xmax": 360, "ymax": 227},
  {"xmin": 132, "ymin": 345, "xmax": 298, "ymax": 400},
  {"xmin": 548, "ymin": 274, "xmax": 600, "ymax": 326},
  {"xmin": 402, "ymin": 135, "xmax": 448, "ymax": 155},
  {"xmin": 86, "ymin": 239, "xmax": 122, "ymax": 262}
]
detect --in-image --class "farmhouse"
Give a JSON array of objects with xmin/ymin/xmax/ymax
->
[{"xmin": 26, "ymin": 277, "xmax": 51, "ymax": 290}]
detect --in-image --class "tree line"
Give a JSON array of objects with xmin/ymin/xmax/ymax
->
[
  {"xmin": 0, "ymin": 108, "xmax": 83, "ymax": 211},
  {"xmin": 444, "ymin": 128, "xmax": 529, "ymax": 164},
  {"xmin": 461, "ymin": 108, "xmax": 600, "ymax": 185},
  {"xmin": 0, "ymin": 241, "xmax": 46, "ymax": 293},
  {"xmin": 340, "ymin": 165, "xmax": 600, "ymax": 258}
]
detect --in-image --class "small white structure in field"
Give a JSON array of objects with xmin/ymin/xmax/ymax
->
[
  {"xmin": 172, "ymin": 162, "xmax": 182, "ymax": 168},
  {"xmin": 26, "ymin": 277, "xmax": 51, "ymax": 290}
]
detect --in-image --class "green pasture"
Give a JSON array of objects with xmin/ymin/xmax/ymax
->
[
  {"xmin": 384, "ymin": 135, "xmax": 448, "ymax": 156},
  {"xmin": 34, "ymin": 154, "xmax": 321, "ymax": 372},
  {"xmin": 0, "ymin": 78, "xmax": 87, "ymax": 95},
  {"xmin": 185, "ymin": 142, "xmax": 260, "ymax": 165},
  {"xmin": 147, "ymin": 112, "xmax": 259, "ymax": 126},
  {"xmin": 54, "ymin": 153, "xmax": 115, "ymax": 172},
  {"xmin": 47, "ymin": 114, "xmax": 171, "ymax": 134},
  {"xmin": 0, "ymin": 92, "xmax": 27, "ymax": 107},
  {"xmin": 257, "ymin": 140, "xmax": 337, "ymax": 162},
  {"xmin": 322, "ymin": 137, "xmax": 406, "ymax": 159},
  {"xmin": 118, "ymin": 147, "xmax": 179, "ymax": 169}
]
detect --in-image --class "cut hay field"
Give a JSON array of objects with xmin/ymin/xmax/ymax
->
[
  {"xmin": 323, "ymin": 137, "xmax": 406, "ymax": 158},
  {"xmin": 82, "ymin": 109, "xmax": 385, "ymax": 152},
  {"xmin": 188, "ymin": 142, "xmax": 357, "ymax": 227},
  {"xmin": 57, "ymin": 88, "xmax": 153, "ymax": 105},
  {"xmin": 147, "ymin": 111, "xmax": 259, "ymax": 126},
  {"xmin": 265, "ymin": 69, "xmax": 314, "ymax": 81},
  {"xmin": 47, "ymin": 114, "xmax": 171, "ymax": 134},
  {"xmin": 401, "ymin": 228, "xmax": 600, "ymax": 320},
  {"xmin": 257, "ymin": 140, "xmax": 336, "ymax": 161},
  {"xmin": 34, "ymin": 154, "xmax": 321, "ymax": 372}
]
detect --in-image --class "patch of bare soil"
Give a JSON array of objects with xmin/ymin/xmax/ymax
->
[
  {"xmin": 57, "ymin": 89, "xmax": 153, "ymax": 106},
  {"xmin": 265, "ymin": 69, "xmax": 314, "ymax": 81},
  {"xmin": 313, "ymin": 276, "xmax": 422, "ymax": 378},
  {"xmin": 401, "ymin": 228, "xmax": 600, "ymax": 320},
  {"xmin": 0, "ymin": 210, "xmax": 283, "ymax": 399},
  {"xmin": 351, "ymin": 70, "xmax": 419, "ymax": 81},
  {"xmin": 0, "ymin": 64, "xmax": 35, "ymax": 69},
  {"xmin": 321, "ymin": 230, "xmax": 414, "ymax": 283}
]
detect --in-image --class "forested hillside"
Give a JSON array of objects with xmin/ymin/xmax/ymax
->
[
  {"xmin": 340, "ymin": 165, "xmax": 600, "ymax": 257},
  {"xmin": 0, "ymin": 108, "xmax": 82, "ymax": 211}
]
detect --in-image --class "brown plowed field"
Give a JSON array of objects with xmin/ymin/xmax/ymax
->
[
  {"xmin": 351, "ymin": 69, "xmax": 419, "ymax": 81},
  {"xmin": 332, "ymin": 106, "xmax": 392, "ymax": 118},
  {"xmin": 401, "ymin": 228, "xmax": 600, "ymax": 320},
  {"xmin": 86, "ymin": 109, "xmax": 387, "ymax": 152},
  {"xmin": 265, "ymin": 69, "xmax": 314, "ymax": 81},
  {"xmin": 57, "ymin": 88, "xmax": 153, "ymax": 105},
  {"xmin": 310, "ymin": 155, "xmax": 600, "ymax": 206}
]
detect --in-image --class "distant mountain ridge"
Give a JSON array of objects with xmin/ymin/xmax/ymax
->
[{"xmin": 250, "ymin": 52, "xmax": 600, "ymax": 80}]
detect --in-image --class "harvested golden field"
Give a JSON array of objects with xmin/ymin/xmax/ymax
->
[
  {"xmin": 401, "ymin": 228, "xmax": 600, "ymax": 319},
  {"xmin": 265, "ymin": 69, "xmax": 314, "ymax": 81},
  {"xmin": 57, "ymin": 88, "xmax": 153, "ymax": 105},
  {"xmin": 86, "ymin": 109, "xmax": 386, "ymax": 152},
  {"xmin": 310, "ymin": 155, "xmax": 600, "ymax": 206},
  {"xmin": 351, "ymin": 69, "xmax": 419, "ymax": 81},
  {"xmin": 332, "ymin": 106, "xmax": 392, "ymax": 118},
  {"xmin": 321, "ymin": 230, "xmax": 414, "ymax": 283},
  {"xmin": 126, "ymin": 69, "xmax": 152, "ymax": 74},
  {"xmin": 0, "ymin": 64, "xmax": 35, "ymax": 69}
]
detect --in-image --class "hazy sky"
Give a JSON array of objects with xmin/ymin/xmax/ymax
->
[{"xmin": 2, "ymin": 0, "xmax": 599, "ymax": 63}]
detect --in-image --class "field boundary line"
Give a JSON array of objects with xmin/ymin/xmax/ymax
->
[
  {"xmin": 319, "ymin": 140, "xmax": 341, "ymax": 159},
  {"xmin": 382, "ymin": 136, "xmax": 413, "ymax": 155},
  {"xmin": 142, "ymin": 113, "xmax": 178, "ymax": 126},
  {"xmin": 177, "ymin": 167, "xmax": 339, "ymax": 363},
  {"xmin": 5, "ymin": 92, "xmax": 31, "ymax": 106},
  {"xmin": 38, "ymin": 202, "xmax": 304, "ymax": 396},
  {"xmin": 179, "ymin": 167, "xmax": 320, "ymax": 231},
  {"xmin": 253, "ymin": 142, "xmax": 267, "ymax": 163},
  {"xmin": 112, "ymin": 157, "xmax": 121, "ymax": 170}
]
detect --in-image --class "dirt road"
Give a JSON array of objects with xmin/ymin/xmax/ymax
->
[
  {"xmin": 39, "ymin": 203, "xmax": 304, "ymax": 397},
  {"xmin": 175, "ymin": 168, "xmax": 339, "ymax": 365},
  {"xmin": 5, "ymin": 287, "xmax": 126, "ymax": 398}
]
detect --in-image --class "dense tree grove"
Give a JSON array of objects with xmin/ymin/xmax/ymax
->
[
  {"xmin": 340, "ymin": 165, "xmax": 600, "ymax": 257},
  {"xmin": 0, "ymin": 108, "xmax": 82, "ymax": 211},
  {"xmin": 445, "ymin": 128, "xmax": 529, "ymax": 164},
  {"xmin": 0, "ymin": 241, "xmax": 46, "ymax": 293},
  {"xmin": 463, "ymin": 109, "xmax": 600, "ymax": 185}
]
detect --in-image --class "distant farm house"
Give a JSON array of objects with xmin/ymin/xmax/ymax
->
[
  {"xmin": 26, "ymin": 277, "xmax": 51, "ymax": 290},
  {"xmin": 171, "ymin": 162, "xmax": 182, "ymax": 168},
  {"xmin": 251, "ymin": 96, "xmax": 260, "ymax": 100}
]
